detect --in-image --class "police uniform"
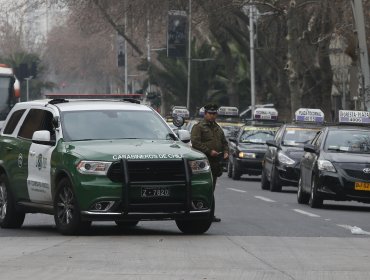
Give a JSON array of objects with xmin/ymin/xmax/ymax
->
[{"xmin": 191, "ymin": 104, "xmax": 228, "ymax": 189}]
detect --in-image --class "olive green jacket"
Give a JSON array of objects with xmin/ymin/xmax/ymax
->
[{"xmin": 191, "ymin": 120, "xmax": 228, "ymax": 177}]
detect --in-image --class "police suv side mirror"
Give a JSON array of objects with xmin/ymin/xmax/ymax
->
[
  {"xmin": 32, "ymin": 130, "xmax": 55, "ymax": 146},
  {"xmin": 304, "ymin": 144, "xmax": 317, "ymax": 154},
  {"xmin": 173, "ymin": 116, "xmax": 185, "ymax": 128},
  {"xmin": 266, "ymin": 140, "xmax": 278, "ymax": 148},
  {"xmin": 177, "ymin": 129, "xmax": 191, "ymax": 143}
]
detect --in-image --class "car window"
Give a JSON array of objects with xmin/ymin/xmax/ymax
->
[
  {"xmin": 61, "ymin": 110, "xmax": 172, "ymax": 141},
  {"xmin": 239, "ymin": 128, "xmax": 275, "ymax": 144},
  {"xmin": 324, "ymin": 129, "xmax": 370, "ymax": 154},
  {"xmin": 282, "ymin": 127, "xmax": 320, "ymax": 147},
  {"xmin": 311, "ymin": 131, "xmax": 322, "ymax": 147},
  {"xmin": 18, "ymin": 109, "xmax": 54, "ymax": 140},
  {"xmin": 3, "ymin": 109, "xmax": 26, "ymax": 135}
]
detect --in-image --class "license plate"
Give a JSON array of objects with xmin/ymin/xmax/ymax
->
[
  {"xmin": 141, "ymin": 187, "xmax": 170, "ymax": 198},
  {"xmin": 354, "ymin": 182, "xmax": 370, "ymax": 191}
]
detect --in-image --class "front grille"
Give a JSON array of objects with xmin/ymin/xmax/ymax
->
[
  {"xmin": 108, "ymin": 160, "xmax": 186, "ymax": 182},
  {"xmin": 344, "ymin": 169, "xmax": 370, "ymax": 181}
]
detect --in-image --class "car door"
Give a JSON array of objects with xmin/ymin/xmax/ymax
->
[
  {"xmin": 26, "ymin": 109, "xmax": 57, "ymax": 204},
  {"xmin": 0, "ymin": 108, "xmax": 27, "ymax": 200},
  {"xmin": 301, "ymin": 132, "xmax": 320, "ymax": 189},
  {"xmin": 265, "ymin": 126, "xmax": 284, "ymax": 179},
  {"xmin": 305, "ymin": 132, "xmax": 324, "ymax": 192}
]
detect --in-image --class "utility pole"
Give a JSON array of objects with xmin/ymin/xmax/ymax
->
[
  {"xmin": 249, "ymin": 6, "xmax": 256, "ymax": 117},
  {"xmin": 124, "ymin": 5, "xmax": 128, "ymax": 93},
  {"xmin": 25, "ymin": 76, "xmax": 33, "ymax": 101},
  {"xmin": 351, "ymin": 0, "xmax": 370, "ymax": 110},
  {"xmin": 186, "ymin": 0, "xmax": 192, "ymax": 110},
  {"xmin": 147, "ymin": 12, "xmax": 151, "ymax": 94}
]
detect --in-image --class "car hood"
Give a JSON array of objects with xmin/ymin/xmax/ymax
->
[
  {"xmin": 238, "ymin": 143, "xmax": 267, "ymax": 152},
  {"xmin": 64, "ymin": 139, "xmax": 205, "ymax": 161},
  {"xmin": 325, "ymin": 152, "xmax": 370, "ymax": 164},
  {"xmin": 281, "ymin": 146, "xmax": 304, "ymax": 160}
]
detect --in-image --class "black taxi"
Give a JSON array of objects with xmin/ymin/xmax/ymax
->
[
  {"xmin": 261, "ymin": 108, "xmax": 324, "ymax": 192},
  {"xmin": 297, "ymin": 110, "xmax": 370, "ymax": 208},
  {"xmin": 228, "ymin": 108, "xmax": 280, "ymax": 180}
]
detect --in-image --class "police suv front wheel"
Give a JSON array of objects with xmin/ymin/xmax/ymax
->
[
  {"xmin": 54, "ymin": 178, "xmax": 90, "ymax": 235},
  {"xmin": 0, "ymin": 174, "xmax": 25, "ymax": 229}
]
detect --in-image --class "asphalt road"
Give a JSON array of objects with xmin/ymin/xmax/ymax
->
[{"xmin": 1, "ymin": 174, "xmax": 370, "ymax": 279}]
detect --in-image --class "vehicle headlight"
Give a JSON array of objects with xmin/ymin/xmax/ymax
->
[
  {"xmin": 317, "ymin": 160, "xmax": 336, "ymax": 173},
  {"xmin": 239, "ymin": 152, "xmax": 256, "ymax": 159},
  {"xmin": 77, "ymin": 161, "xmax": 112, "ymax": 175},
  {"xmin": 189, "ymin": 159, "xmax": 210, "ymax": 174},
  {"xmin": 277, "ymin": 151, "xmax": 295, "ymax": 165}
]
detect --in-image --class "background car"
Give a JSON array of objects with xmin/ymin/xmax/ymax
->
[
  {"xmin": 261, "ymin": 108, "xmax": 325, "ymax": 192},
  {"xmin": 298, "ymin": 110, "xmax": 370, "ymax": 208},
  {"xmin": 228, "ymin": 123, "xmax": 279, "ymax": 180}
]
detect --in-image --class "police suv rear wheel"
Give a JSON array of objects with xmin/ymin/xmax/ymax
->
[
  {"xmin": 0, "ymin": 174, "xmax": 25, "ymax": 229},
  {"xmin": 54, "ymin": 178, "xmax": 88, "ymax": 235}
]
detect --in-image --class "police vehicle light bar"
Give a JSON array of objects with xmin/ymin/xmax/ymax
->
[
  {"xmin": 254, "ymin": 108, "xmax": 278, "ymax": 120},
  {"xmin": 218, "ymin": 106, "xmax": 239, "ymax": 116},
  {"xmin": 295, "ymin": 108, "xmax": 324, "ymax": 123},
  {"xmin": 339, "ymin": 110, "xmax": 370, "ymax": 124}
]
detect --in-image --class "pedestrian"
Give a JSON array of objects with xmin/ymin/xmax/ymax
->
[{"xmin": 191, "ymin": 103, "xmax": 229, "ymax": 222}]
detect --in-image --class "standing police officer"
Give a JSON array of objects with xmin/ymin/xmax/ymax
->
[{"xmin": 191, "ymin": 104, "xmax": 229, "ymax": 222}]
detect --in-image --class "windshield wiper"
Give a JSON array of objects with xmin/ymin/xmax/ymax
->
[{"xmin": 327, "ymin": 147, "xmax": 348, "ymax": 152}]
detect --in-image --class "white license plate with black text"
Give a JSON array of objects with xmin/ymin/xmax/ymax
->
[{"xmin": 141, "ymin": 187, "xmax": 170, "ymax": 198}]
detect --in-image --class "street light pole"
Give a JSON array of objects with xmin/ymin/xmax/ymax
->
[
  {"xmin": 249, "ymin": 6, "xmax": 256, "ymax": 117},
  {"xmin": 124, "ymin": 5, "xmax": 128, "ymax": 93},
  {"xmin": 186, "ymin": 0, "xmax": 192, "ymax": 110},
  {"xmin": 25, "ymin": 76, "xmax": 33, "ymax": 101}
]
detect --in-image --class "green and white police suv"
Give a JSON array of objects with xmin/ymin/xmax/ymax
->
[{"xmin": 0, "ymin": 99, "xmax": 214, "ymax": 235}]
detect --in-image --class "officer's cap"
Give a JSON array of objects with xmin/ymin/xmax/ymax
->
[{"xmin": 204, "ymin": 103, "xmax": 219, "ymax": 113}]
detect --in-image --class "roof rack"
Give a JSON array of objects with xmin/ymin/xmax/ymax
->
[{"xmin": 48, "ymin": 99, "xmax": 69, "ymax": 105}]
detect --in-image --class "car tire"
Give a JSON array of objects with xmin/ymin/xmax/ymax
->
[
  {"xmin": 115, "ymin": 220, "xmax": 139, "ymax": 228},
  {"xmin": 261, "ymin": 169, "xmax": 270, "ymax": 190},
  {"xmin": 176, "ymin": 197, "xmax": 214, "ymax": 234},
  {"xmin": 231, "ymin": 161, "xmax": 241, "ymax": 180},
  {"xmin": 309, "ymin": 176, "xmax": 323, "ymax": 208},
  {"xmin": 270, "ymin": 167, "xmax": 282, "ymax": 192},
  {"xmin": 0, "ymin": 174, "xmax": 25, "ymax": 229},
  {"xmin": 297, "ymin": 178, "xmax": 309, "ymax": 204},
  {"xmin": 227, "ymin": 161, "xmax": 232, "ymax": 178},
  {"xmin": 54, "ymin": 177, "xmax": 87, "ymax": 235}
]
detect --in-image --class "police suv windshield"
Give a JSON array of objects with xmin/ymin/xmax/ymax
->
[
  {"xmin": 62, "ymin": 110, "xmax": 173, "ymax": 141},
  {"xmin": 282, "ymin": 128, "xmax": 319, "ymax": 147},
  {"xmin": 240, "ymin": 128, "xmax": 275, "ymax": 144},
  {"xmin": 325, "ymin": 129, "xmax": 370, "ymax": 154}
]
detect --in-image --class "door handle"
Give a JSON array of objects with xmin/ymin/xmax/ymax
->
[{"xmin": 29, "ymin": 151, "xmax": 36, "ymax": 156}]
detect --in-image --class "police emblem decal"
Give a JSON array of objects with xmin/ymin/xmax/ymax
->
[{"xmin": 37, "ymin": 154, "xmax": 43, "ymax": 170}]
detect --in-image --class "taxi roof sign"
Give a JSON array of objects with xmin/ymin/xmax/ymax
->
[
  {"xmin": 254, "ymin": 108, "xmax": 278, "ymax": 121},
  {"xmin": 218, "ymin": 106, "xmax": 239, "ymax": 116},
  {"xmin": 295, "ymin": 108, "xmax": 324, "ymax": 123},
  {"xmin": 339, "ymin": 110, "xmax": 370, "ymax": 124},
  {"xmin": 172, "ymin": 107, "xmax": 189, "ymax": 118}
]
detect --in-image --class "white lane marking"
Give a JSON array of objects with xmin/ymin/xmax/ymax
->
[
  {"xmin": 227, "ymin": 188, "xmax": 247, "ymax": 193},
  {"xmin": 254, "ymin": 196, "xmax": 276, "ymax": 203},
  {"xmin": 293, "ymin": 209, "xmax": 320, "ymax": 218},
  {"xmin": 337, "ymin": 224, "xmax": 370, "ymax": 235}
]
